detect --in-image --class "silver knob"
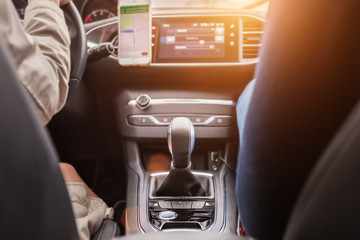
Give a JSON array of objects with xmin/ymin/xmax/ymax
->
[
  {"xmin": 168, "ymin": 117, "xmax": 195, "ymax": 168},
  {"xmin": 136, "ymin": 94, "xmax": 151, "ymax": 109}
]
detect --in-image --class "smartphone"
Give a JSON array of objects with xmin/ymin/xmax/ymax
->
[{"xmin": 118, "ymin": 0, "xmax": 152, "ymax": 66}]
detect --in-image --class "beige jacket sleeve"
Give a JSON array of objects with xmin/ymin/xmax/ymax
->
[{"xmin": 0, "ymin": 0, "xmax": 70, "ymax": 125}]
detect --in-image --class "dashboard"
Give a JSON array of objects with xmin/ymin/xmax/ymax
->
[
  {"xmin": 75, "ymin": 0, "xmax": 266, "ymax": 64},
  {"xmin": 86, "ymin": 13, "xmax": 265, "ymax": 64},
  {"xmin": 71, "ymin": 0, "xmax": 266, "ymax": 64},
  {"xmin": 78, "ymin": 0, "xmax": 117, "ymax": 23},
  {"xmin": 12, "ymin": 0, "xmax": 265, "ymax": 64}
]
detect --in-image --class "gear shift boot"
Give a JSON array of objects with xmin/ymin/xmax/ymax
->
[{"xmin": 156, "ymin": 167, "xmax": 206, "ymax": 196}]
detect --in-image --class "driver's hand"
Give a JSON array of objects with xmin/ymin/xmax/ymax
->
[{"xmin": 28, "ymin": 0, "xmax": 72, "ymax": 7}]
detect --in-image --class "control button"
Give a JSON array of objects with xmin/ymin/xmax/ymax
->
[
  {"xmin": 136, "ymin": 94, "xmax": 151, "ymax": 109},
  {"xmin": 190, "ymin": 116, "xmax": 210, "ymax": 125},
  {"xmin": 149, "ymin": 202, "xmax": 159, "ymax": 208},
  {"xmin": 158, "ymin": 201, "xmax": 172, "ymax": 209},
  {"xmin": 158, "ymin": 211, "xmax": 177, "ymax": 220},
  {"xmin": 208, "ymin": 116, "xmax": 234, "ymax": 126},
  {"xmin": 155, "ymin": 116, "xmax": 172, "ymax": 124},
  {"xmin": 205, "ymin": 201, "xmax": 215, "ymax": 207},
  {"xmin": 172, "ymin": 201, "xmax": 192, "ymax": 209},
  {"xmin": 192, "ymin": 201, "xmax": 205, "ymax": 209},
  {"xmin": 193, "ymin": 212, "xmax": 212, "ymax": 217},
  {"xmin": 128, "ymin": 116, "xmax": 155, "ymax": 126}
]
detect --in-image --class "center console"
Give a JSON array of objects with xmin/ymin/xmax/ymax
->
[
  {"xmin": 117, "ymin": 90, "xmax": 239, "ymax": 235},
  {"xmin": 147, "ymin": 118, "xmax": 215, "ymax": 230}
]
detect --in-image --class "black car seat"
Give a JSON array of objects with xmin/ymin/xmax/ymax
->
[
  {"xmin": 0, "ymin": 36, "xmax": 119, "ymax": 239},
  {"xmin": 236, "ymin": 0, "xmax": 360, "ymax": 239},
  {"xmin": 284, "ymin": 98, "xmax": 360, "ymax": 239}
]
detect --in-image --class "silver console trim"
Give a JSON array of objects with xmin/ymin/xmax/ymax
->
[
  {"xmin": 128, "ymin": 115, "xmax": 234, "ymax": 126},
  {"xmin": 128, "ymin": 98, "xmax": 236, "ymax": 107},
  {"xmin": 150, "ymin": 171, "xmax": 214, "ymax": 178}
]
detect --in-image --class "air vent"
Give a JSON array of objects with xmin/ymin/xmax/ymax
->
[{"xmin": 241, "ymin": 16, "xmax": 265, "ymax": 60}]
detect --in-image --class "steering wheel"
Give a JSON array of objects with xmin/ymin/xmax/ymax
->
[{"xmin": 61, "ymin": 2, "xmax": 87, "ymax": 84}]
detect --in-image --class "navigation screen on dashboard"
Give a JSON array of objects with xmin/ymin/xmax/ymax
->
[{"xmin": 154, "ymin": 16, "xmax": 239, "ymax": 63}]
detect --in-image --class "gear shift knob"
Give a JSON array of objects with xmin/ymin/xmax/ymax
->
[
  {"xmin": 157, "ymin": 117, "xmax": 205, "ymax": 196},
  {"xmin": 167, "ymin": 117, "xmax": 195, "ymax": 168}
]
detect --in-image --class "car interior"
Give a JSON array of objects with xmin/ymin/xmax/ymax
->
[{"xmin": 1, "ymin": 0, "xmax": 360, "ymax": 239}]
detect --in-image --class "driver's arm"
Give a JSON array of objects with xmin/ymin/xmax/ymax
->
[{"xmin": 0, "ymin": 0, "xmax": 70, "ymax": 125}]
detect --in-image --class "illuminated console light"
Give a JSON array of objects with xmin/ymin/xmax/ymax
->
[
  {"xmin": 215, "ymin": 27, "xmax": 225, "ymax": 35},
  {"xmin": 215, "ymin": 35, "xmax": 225, "ymax": 43},
  {"xmin": 230, "ymin": 32, "xmax": 235, "ymax": 37},
  {"xmin": 166, "ymin": 36, "xmax": 175, "ymax": 44},
  {"xmin": 230, "ymin": 24, "xmax": 235, "ymax": 29},
  {"xmin": 209, "ymin": 45, "xmax": 215, "ymax": 49},
  {"xmin": 176, "ymin": 29, "xmax": 188, "ymax": 33},
  {"xmin": 230, "ymin": 41, "xmax": 235, "ymax": 46},
  {"xmin": 199, "ymin": 40, "xmax": 205, "ymax": 45},
  {"xmin": 163, "ymin": 24, "xmax": 170, "ymax": 27},
  {"xmin": 175, "ymin": 45, "xmax": 187, "ymax": 50}
]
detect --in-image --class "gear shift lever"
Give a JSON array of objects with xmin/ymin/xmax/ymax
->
[
  {"xmin": 156, "ymin": 117, "xmax": 206, "ymax": 196},
  {"xmin": 168, "ymin": 117, "xmax": 195, "ymax": 168}
]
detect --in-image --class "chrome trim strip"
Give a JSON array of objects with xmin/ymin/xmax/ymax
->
[
  {"xmin": 162, "ymin": 229, "xmax": 202, "ymax": 232},
  {"xmin": 152, "ymin": 13, "xmax": 265, "ymax": 20},
  {"xmin": 243, "ymin": 44, "xmax": 262, "ymax": 47},
  {"xmin": 108, "ymin": 54, "xmax": 259, "ymax": 65},
  {"xmin": 150, "ymin": 171, "xmax": 214, "ymax": 178},
  {"xmin": 243, "ymin": 31, "xmax": 264, "ymax": 34},
  {"xmin": 85, "ymin": 21, "xmax": 117, "ymax": 36},
  {"xmin": 128, "ymin": 98, "xmax": 236, "ymax": 107},
  {"xmin": 150, "ymin": 61, "xmax": 258, "ymax": 66}
]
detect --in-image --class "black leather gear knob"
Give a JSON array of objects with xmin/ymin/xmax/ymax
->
[{"xmin": 167, "ymin": 117, "xmax": 195, "ymax": 168}]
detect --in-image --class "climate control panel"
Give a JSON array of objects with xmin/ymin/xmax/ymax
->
[{"xmin": 127, "ymin": 115, "xmax": 234, "ymax": 126}]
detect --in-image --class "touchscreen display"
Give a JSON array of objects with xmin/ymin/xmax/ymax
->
[{"xmin": 155, "ymin": 17, "xmax": 239, "ymax": 63}]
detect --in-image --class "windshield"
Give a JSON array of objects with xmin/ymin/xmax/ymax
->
[{"xmin": 152, "ymin": 0, "xmax": 269, "ymax": 10}]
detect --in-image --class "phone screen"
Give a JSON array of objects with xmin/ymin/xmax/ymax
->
[{"xmin": 118, "ymin": 2, "xmax": 151, "ymax": 65}]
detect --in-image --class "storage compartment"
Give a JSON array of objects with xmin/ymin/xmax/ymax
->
[
  {"xmin": 149, "ymin": 172, "xmax": 214, "ymax": 199},
  {"xmin": 162, "ymin": 222, "xmax": 202, "ymax": 230},
  {"xmin": 148, "ymin": 172, "xmax": 216, "ymax": 231}
]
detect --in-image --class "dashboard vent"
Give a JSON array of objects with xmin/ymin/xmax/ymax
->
[{"xmin": 241, "ymin": 16, "xmax": 265, "ymax": 60}]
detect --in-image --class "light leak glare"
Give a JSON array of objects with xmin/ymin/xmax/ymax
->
[{"xmin": 152, "ymin": 0, "xmax": 266, "ymax": 9}]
